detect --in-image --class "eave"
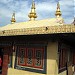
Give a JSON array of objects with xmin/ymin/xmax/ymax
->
[{"xmin": 0, "ymin": 24, "xmax": 75, "ymax": 36}]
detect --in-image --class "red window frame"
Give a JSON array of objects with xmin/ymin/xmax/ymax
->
[
  {"xmin": 17, "ymin": 47, "xmax": 44, "ymax": 69},
  {"xmin": 18, "ymin": 48, "xmax": 26, "ymax": 66},
  {"xmin": 34, "ymin": 48, "xmax": 44, "ymax": 69},
  {"xmin": 26, "ymin": 48, "xmax": 34, "ymax": 67}
]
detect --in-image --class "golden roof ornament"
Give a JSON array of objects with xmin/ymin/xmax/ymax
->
[
  {"xmin": 28, "ymin": 0, "xmax": 37, "ymax": 21},
  {"xmin": 55, "ymin": 2, "xmax": 62, "ymax": 18},
  {"xmin": 11, "ymin": 12, "xmax": 16, "ymax": 24},
  {"xmin": 72, "ymin": 17, "xmax": 75, "ymax": 25}
]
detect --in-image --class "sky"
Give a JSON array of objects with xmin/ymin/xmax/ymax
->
[{"xmin": 0, "ymin": 0, "xmax": 74, "ymax": 27}]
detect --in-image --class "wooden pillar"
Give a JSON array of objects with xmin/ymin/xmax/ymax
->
[{"xmin": 2, "ymin": 47, "xmax": 9, "ymax": 75}]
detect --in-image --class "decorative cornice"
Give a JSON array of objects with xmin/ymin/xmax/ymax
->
[{"xmin": 0, "ymin": 24, "xmax": 75, "ymax": 36}]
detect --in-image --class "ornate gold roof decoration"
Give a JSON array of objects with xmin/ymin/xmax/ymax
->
[
  {"xmin": 11, "ymin": 12, "xmax": 16, "ymax": 24},
  {"xmin": 28, "ymin": 0, "xmax": 37, "ymax": 21},
  {"xmin": 72, "ymin": 17, "xmax": 75, "ymax": 25},
  {"xmin": 55, "ymin": 2, "xmax": 62, "ymax": 18},
  {"xmin": 0, "ymin": 24, "xmax": 75, "ymax": 36},
  {"xmin": 55, "ymin": 2, "xmax": 64, "ymax": 24}
]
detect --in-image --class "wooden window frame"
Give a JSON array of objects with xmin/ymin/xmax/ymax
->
[
  {"xmin": 26, "ymin": 48, "xmax": 34, "ymax": 67},
  {"xmin": 18, "ymin": 48, "xmax": 44, "ymax": 69},
  {"xmin": 34, "ymin": 48, "xmax": 44, "ymax": 69},
  {"xmin": 18, "ymin": 48, "xmax": 26, "ymax": 66},
  {"xmin": 15, "ymin": 46, "xmax": 47, "ymax": 74},
  {"xmin": 59, "ymin": 48, "xmax": 68, "ymax": 73}
]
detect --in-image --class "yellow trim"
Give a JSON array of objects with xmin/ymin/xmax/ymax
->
[{"xmin": 0, "ymin": 24, "xmax": 75, "ymax": 36}]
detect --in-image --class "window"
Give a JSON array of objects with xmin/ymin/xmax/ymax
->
[
  {"xmin": 34, "ymin": 49, "xmax": 43, "ymax": 69},
  {"xmin": 26, "ymin": 48, "xmax": 34, "ymax": 67},
  {"xmin": 18, "ymin": 48, "xmax": 26, "ymax": 66},
  {"xmin": 58, "ymin": 43, "xmax": 73, "ymax": 73},
  {"xmin": 15, "ymin": 46, "xmax": 46, "ymax": 74},
  {"xmin": 59, "ymin": 48, "xmax": 68, "ymax": 71}
]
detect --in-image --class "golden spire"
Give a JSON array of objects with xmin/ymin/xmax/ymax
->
[
  {"xmin": 28, "ymin": 0, "xmax": 37, "ymax": 21},
  {"xmin": 55, "ymin": 2, "xmax": 62, "ymax": 17},
  {"xmin": 11, "ymin": 12, "xmax": 16, "ymax": 24},
  {"xmin": 72, "ymin": 17, "xmax": 75, "ymax": 25}
]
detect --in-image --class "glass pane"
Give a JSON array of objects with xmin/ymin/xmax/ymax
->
[
  {"xmin": 19, "ymin": 49, "xmax": 25, "ymax": 64},
  {"xmin": 35, "ymin": 50, "xmax": 42, "ymax": 66},
  {"xmin": 27, "ymin": 49, "xmax": 33, "ymax": 66}
]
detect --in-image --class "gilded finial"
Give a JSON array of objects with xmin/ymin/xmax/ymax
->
[
  {"xmin": 32, "ymin": 0, "xmax": 35, "ymax": 9},
  {"xmin": 28, "ymin": 0, "xmax": 37, "ymax": 21},
  {"xmin": 11, "ymin": 12, "xmax": 16, "ymax": 24},
  {"xmin": 72, "ymin": 17, "xmax": 75, "ymax": 25},
  {"xmin": 55, "ymin": 2, "xmax": 62, "ymax": 17}
]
